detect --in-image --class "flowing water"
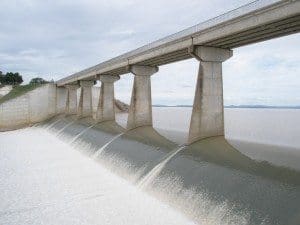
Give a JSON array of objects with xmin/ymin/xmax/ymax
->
[
  {"xmin": 46, "ymin": 118, "xmax": 62, "ymax": 129},
  {"xmin": 0, "ymin": 128, "xmax": 195, "ymax": 225},
  {"xmin": 138, "ymin": 145, "xmax": 186, "ymax": 189},
  {"xmin": 69, "ymin": 124, "xmax": 96, "ymax": 144},
  {"xmin": 56, "ymin": 120, "xmax": 76, "ymax": 135},
  {"xmin": 1, "ymin": 108, "xmax": 300, "ymax": 225},
  {"xmin": 92, "ymin": 133, "xmax": 124, "ymax": 159}
]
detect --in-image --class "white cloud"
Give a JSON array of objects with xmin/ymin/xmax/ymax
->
[{"xmin": 0, "ymin": 0, "xmax": 299, "ymax": 105}]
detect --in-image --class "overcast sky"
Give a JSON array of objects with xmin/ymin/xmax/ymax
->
[{"xmin": 0, "ymin": 0, "xmax": 299, "ymax": 106}]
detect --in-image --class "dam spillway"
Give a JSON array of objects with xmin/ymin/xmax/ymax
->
[
  {"xmin": 1, "ymin": 110, "xmax": 300, "ymax": 225},
  {"xmin": 0, "ymin": 126, "xmax": 195, "ymax": 225},
  {"xmin": 0, "ymin": 1, "xmax": 299, "ymax": 224}
]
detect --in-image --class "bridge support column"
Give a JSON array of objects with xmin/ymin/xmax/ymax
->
[
  {"xmin": 188, "ymin": 46, "xmax": 232, "ymax": 143},
  {"xmin": 65, "ymin": 84, "xmax": 79, "ymax": 115},
  {"xmin": 127, "ymin": 65, "xmax": 158, "ymax": 130},
  {"xmin": 78, "ymin": 80, "xmax": 94, "ymax": 118},
  {"xmin": 96, "ymin": 75, "xmax": 120, "ymax": 122}
]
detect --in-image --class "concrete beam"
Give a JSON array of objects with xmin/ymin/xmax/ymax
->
[
  {"xmin": 96, "ymin": 75, "xmax": 120, "ymax": 122},
  {"xmin": 127, "ymin": 65, "xmax": 158, "ymax": 130},
  {"xmin": 78, "ymin": 80, "xmax": 94, "ymax": 118},
  {"xmin": 65, "ymin": 84, "xmax": 79, "ymax": 115},
  {"xmin": 188, "ymin": 46, "xmax": 232, "ymax": 144},
  {"xmin": 56, "ymin": 1, "xmax": 300, "ymax": 87}
]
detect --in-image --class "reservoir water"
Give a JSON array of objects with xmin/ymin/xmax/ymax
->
[{"xmin": 1, "ymin": 107, "xmax": 300, "ymax": 225}]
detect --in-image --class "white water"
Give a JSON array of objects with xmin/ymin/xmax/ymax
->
[
  {"xmin": 0, "ymin": 127, "xmax": 195, "ymax": 225},
  {"xmin": 56, "ymin": 120, "xmax": 76, "ymax": 135},
  {"xmin": 92, "ymin": 133, "xmax": 124, "ymax": 159},
  {"xmin": 46, "ymin": 118, "xmax": 62, "ymax": 129},
  {"xmin": 1, "ymin": 108, "xmax": 299, "ymax": 224},
  {"xmin": 69, "ymin": 124, "xmax": 96, "ymax": 144},
  {"xmin": 138, "ymin": 146, "xmax": 186, "ymax": 189}
]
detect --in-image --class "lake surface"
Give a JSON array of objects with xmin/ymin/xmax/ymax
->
[{"xmin": 117, "ymin": 107, "xmax": 300, "ymax": 170}]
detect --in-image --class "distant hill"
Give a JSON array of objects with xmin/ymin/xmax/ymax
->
[
  {"xmin": 225, "ymin": 105, "xmax": 300, "ymax": 109},
  {"xmin": 152, "ymin": 104, "xmax": 300, "ymax": 109},
  {"xmin": 152, "ymin": 104, "xmax": 192, "ymax": 107}
]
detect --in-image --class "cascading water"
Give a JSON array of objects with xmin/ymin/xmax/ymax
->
[
  {"xmin": 56, "ymin": 120, "xmax": 76, "ymax": 135},
  {"xmin": 2, "ymin": 110, "xmax": 300, "ymax": 225},
  {"xmin": 0, "ymin": 127, "xmax": 196, "ymax": 225},
  {"xmin": 69, "ymin": 124, "xmax": 96, "ymax": 144},
  {"xmin": 46, "ymin": 118, "xmax": 62, "ymax": 129},
  {"xmin": 138, "ymin": 145, "xmax": 186, "ymax": 189},
  {"xmin": 92, "ymin": 132, "xmax": 124, "ymax": 159}
]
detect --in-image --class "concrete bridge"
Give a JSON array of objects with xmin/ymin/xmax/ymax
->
[{"xmin": 56, "ymin": 0, "xmax": 300, "ymax": 144}]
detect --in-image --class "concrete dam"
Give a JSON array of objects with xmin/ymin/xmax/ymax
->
[{"xmin": 1, "ymin": 1, "xmax": 300, "ymax": 224}]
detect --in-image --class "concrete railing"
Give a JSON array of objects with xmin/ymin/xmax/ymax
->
[{"xmin": 56, "ymin": 0, "xmax": 300, "ymax": 86}]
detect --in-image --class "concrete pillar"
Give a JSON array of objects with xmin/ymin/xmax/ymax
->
[
  {"xmin": 96, "ymin": 75, "xmax": 120, "ymax": 122},
  {"xmin": 188, "ymin": 46, "xmax": 232, "ymax": 143},
  {"xmin": 127, "ymin": 65, "xmax": 158, "ymax": 130},
  {"xmin": 65, "ymin": 84, "xmax": 79, "ymax": 115},
  {"xmin": 78, "ymin": 80, "xmax": 94, "ymax": 118}
]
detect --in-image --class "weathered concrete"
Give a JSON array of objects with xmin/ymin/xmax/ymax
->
[
  {"xmin": 188, "ymin": 46, "xmax": 232, "ymax": 143},
  {"xmin": 65, "ymin": 84, "xmax": 78, "ymax": 115},
  {"xmin": 96, "ymin": 75, "xmax": 120, "ymax": 122},
  {"xmin": 0, "ymin": 84, "xmax": 57, "ymax": 131},
  {"xmin": 92, "ymin": 86, "xmax": 100, "ymax": 119},
  {"xmin": 127, "ymin": 65, "xmax": 158, "ymax": 130},
  {"xmin": 77, "ymin": 81, "xmax": 94, "ymax": 118},
  {"xmin": 56, "ymin": 87, "xmax": 67, "ymax": 114},
  {"xmin": 0, "ymin": 85, "xmax": 13, "ymax": 97}
]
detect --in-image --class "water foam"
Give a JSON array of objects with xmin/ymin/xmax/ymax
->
[
  {"xmin": 69, "ymin": 124, "xmax": 96, "ymax": 144},
  {"xmin": 138, "ymin": 145, "xmax": 186, "ymax": 188},
  {"xmin": 0, "ymin": 127, "xmax": 196, "ymax": 225},
  {"xmin": 92, "ymin": 133, "xmax": 124, "ymax": 159},
  {"xmin": 56, "ymin": 120, "xmax": 76, "ymax": 135}
]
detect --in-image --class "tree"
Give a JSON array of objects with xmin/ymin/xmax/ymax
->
[
  {"xmin": 0, "ymin": 71, "xmax": 3, "ymax": 84},
  {"xmin": 1, "ymin": 72, "xmax": 23, "ymax": 85},
  {"xmin": 29, "ymin": 77, "xmax": 49, "ymax": 85}
]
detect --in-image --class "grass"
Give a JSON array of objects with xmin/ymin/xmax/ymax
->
[{"xmin": 0, "ymin": 84, "xmax": 42, "ymax": 105}]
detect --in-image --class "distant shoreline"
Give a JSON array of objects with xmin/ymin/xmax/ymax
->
[{"xmin": 152, "ymin": 105, "xmax": 300, "ymax": 109}]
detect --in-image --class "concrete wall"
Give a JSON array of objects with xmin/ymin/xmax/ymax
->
[
  {"xmin": 0, "ymin": 84, "xmax": 123, "ymax": 131},
  {"xmin": 0, "ymin": 85, "xmax": 13, "ymax": 97},
  {"xmin": 0, "ymin": 84, "xmax": 63, "ymax": 131},
  {"xmin": 56, "ymin": 87, "xmax": 67, "ymax": 114}
]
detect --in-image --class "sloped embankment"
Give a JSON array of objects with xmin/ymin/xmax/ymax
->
[{"xmin": 0, "ymin": 84, "xmax": 42, "ymax": 105}]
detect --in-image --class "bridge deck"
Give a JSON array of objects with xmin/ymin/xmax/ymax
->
[{"xmin": 57, "ymin": 0, "xmax": 300, "ymax": 86}]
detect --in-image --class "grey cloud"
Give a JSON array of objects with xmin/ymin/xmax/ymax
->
[{"xmin": 0, "ymin": 0, "xmax": 299, "ymax": 106}]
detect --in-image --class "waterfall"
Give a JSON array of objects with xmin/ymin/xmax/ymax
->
[
  {"xmin": 92, "ymin": 133, "xmax": 124, "ymax": 159},
  {"xmin": 56, "ymin": 121, "xmax": 76, "ymax": 135},
  {"xmin": 69, "ymin": 124, "xmax": 96, "ymax": 144},
  {"xmin": 137, "ymin": 145, "xmax": 186, "ymax": 189},
  {"xmin": 46, "ymin": 118, "xmax": 62, "ymax": 130}
]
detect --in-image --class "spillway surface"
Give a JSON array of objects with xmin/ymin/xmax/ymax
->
[
  {"xmin": 0, "ymin": 127, "xmax": 195, "ymax": 225},
  {"xmin": 1, "ymin": 109, "xmax": 300, "ymax": 225}
]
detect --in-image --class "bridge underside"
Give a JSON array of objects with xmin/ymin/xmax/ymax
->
[
  {"xmin": 62, "ymin": 12, "xmax": 300, "ymax": 81},
  {"xmin": 137, "ymin": 14, "xmax": 300, "ymax": 67}
]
